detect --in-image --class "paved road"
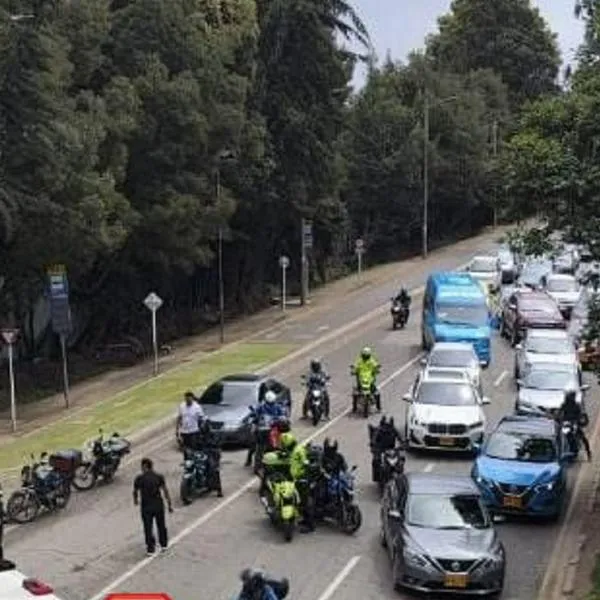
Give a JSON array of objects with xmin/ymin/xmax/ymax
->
[{"xmin": 3, "ymin": 232, "xmax": 590, "ymax": 600}]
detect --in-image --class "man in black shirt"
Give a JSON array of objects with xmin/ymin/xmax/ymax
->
[{"xmin": 133, "ymin": 458, "xmax": 173, "ymax": 555}]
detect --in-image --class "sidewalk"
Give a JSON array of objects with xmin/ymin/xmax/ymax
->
[{"xmin": 0, "ymin": 226, "xmax": 506, "ymax": 445}]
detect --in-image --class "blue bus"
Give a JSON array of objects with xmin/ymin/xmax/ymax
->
[{"xmin": 421, "ymin": 272, "xmax": 491, "ymax": 366}]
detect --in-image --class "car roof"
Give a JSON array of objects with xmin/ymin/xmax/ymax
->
[
  {"xmin": 421, "ymin": 370, "xmax": 469, "ymax": 383},
  {"xmin": 525, "ymin": 328, "xmax": 569, "ymax": 339},
  {"xmin": 471, "ymin": 255, "xmax": 497, "ymax": 262},
  {"xmin": 406, "ymin": 473, "xmax": 480, "ymax": 496},
  {"xmin": 527, "ymin": 360, "xmax": 575, "ymax": 371},
  {"xmin": 496, "ymin": 415, "xmax": 557, "ymax": 437},
  {"xmin": 220, "ymin": 374, "xmax": 265, "ymax": 384},
  {"xmin": 431, "ymin": 342, "xmax": 476, "ymax": 352}
]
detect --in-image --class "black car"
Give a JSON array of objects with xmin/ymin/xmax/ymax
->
[
  {"xmin": 195, "ymin": 374, "xmax": 291, "ymax": 446},
  {"xmin": 380, "ymin": 472, "xmax": 505, "ymax": 596}
]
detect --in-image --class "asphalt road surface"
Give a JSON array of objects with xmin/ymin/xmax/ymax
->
[{"xmin": 3, "ymin": 235, "xmax": 593, "ymax": 600}]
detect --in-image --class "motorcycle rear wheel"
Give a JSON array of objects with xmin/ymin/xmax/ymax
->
[
  {"xmin": 7, "ymin": 491, "xmax": 39, "ymax": 523},
  {"xmin": 341, "ymin": 504, "xmax": 362, "ymax": 534},
  {"xmin": 363, "ymin": 397, "xmax": 369, "ymax": 418},
  {"xmin": 72, "ymin": 463, "xmax": 97, "ymax": 491},
  {"xmin": 311, "ymin": 408, "xmax": 321, "ymax": 427},
  {"xmin": 282, "ymin": 519, "xmax": 295, "ymax": 542},
  {"xmin": 180, "ymin": 479, "xmax": 194, "ymax": 506},
  {"xmin": 54, "ymin": 481, "xmax": 71, "ymax": 509}
]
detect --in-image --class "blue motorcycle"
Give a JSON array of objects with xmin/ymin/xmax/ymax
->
[
  {"xmin": 180, "ymin": 448, "xmax": 222, "ymax": 505},
  {"xmin": 315, "ymin": 466, "xmax": 362, "ymax": 534}
]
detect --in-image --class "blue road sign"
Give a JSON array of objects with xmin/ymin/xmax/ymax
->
[{"xmin": 47, "ymin": 265, "xmax": 72, "ymax": 335}]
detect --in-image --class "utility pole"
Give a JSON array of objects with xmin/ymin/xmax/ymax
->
[
  {"xmin": 422, "ymin": 92, "xmax": 430, "ymax": 259},
  {"xmin": 216, "ymin": 169, "xmax": 225, "ymax": 344},
  {"xmin": 300, "ymin": 219, "xmax": 312, "ymax": 306},
  {"xmin": 492, "ymin": 120, "xmax": 499, "ymax": 228}
]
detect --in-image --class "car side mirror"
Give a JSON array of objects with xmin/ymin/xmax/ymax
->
[
  {"xmin": 508, "ymin": 303, "xmax": 517, "ymax": 310},
  {"xmin": 516, "ymin": 379, "xmax": 523, "ymax": 389},
  {"xmin": 420, "ymin": 358, "xmax": 427, "ymax": 366},
  {"xmin": 472, "ymin": 442, "xmax": 482, "ymax": 455},
  {"xmin": 402, "ymin": 394, "xmax": 412, "ymax": 403},
  {"xmin": 481, "ymin": 396, "xmax": 491, "ymax": 405},
  {"xmin": 581, "ymin": 384, "xmax": 590, "ymax": 392},
  {"xmin": 388, "ymin": 509, "xmax": 402, "ymax": 520},
  {"xmin": 515, "ymin": 343, "xmax": 522, "ymax": 350}
]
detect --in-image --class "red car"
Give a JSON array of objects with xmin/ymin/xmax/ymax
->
[{"xmin": 500, "ymin": 290, "xmax": 566, "ymax": 345}]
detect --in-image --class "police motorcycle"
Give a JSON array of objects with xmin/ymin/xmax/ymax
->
[
  {"xmin": 301, "ymin": 373, "xmax": 329, "ymax": 426},
  {"xmin": 390, "ymin": 297, "xmax": 409, "ymax": 329}
]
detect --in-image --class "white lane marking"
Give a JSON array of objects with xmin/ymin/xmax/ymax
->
[
  {"xmin": 317, "ymin": 325, "xmax": 330, "ymax": 332},
  {"xmin": 423, "ymin": 463, "xmax": 435, "ymax": 472},
  {"xmin": 87, "ymin": 353, "xmax": 424, "ymax": 600},
  {"xmin": 493, "ymin": 370, "xmax": 507, "ymax": 387},
  {"xmin": 316, "ymin": 555, "xmax": 361, "ymax": 600}
]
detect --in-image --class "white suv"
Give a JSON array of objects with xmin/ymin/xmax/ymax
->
[
  {"xmin": 0, "ymin": 559, "xmax": 63, "ymax": 600},
  {"xmin": 402, "ymin": 373, "xmax": 490, "ymax": 452}
]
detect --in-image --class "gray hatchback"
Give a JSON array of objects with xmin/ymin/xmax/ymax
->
[{"xmin": 380, "ymin": 473, "xmax": 505, "ymax": 596}]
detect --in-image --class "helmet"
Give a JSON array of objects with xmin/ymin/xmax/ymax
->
[
  {"xmin": 264, "ymin": 390, "xmax": 277, "ymax": 404},
  {"xmin": 564, "ymin": 386, "xmax": 577, "ymax": 403},
  {"xmin": 310, "ymin": 359, "xmax": 322, "ymax": 372},
  {"xmin": 361, "ymin": 346, "xmax": 372, "ymax": 360},
  {"xmin": 280, "ymin": 432, "xmax": 297, "ymax": 450}
]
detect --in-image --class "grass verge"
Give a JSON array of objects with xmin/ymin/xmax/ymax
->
[
  {"xmin": 0, "ymin": 342, "xmax": 294, "ymax": 472},
  {"xmin": 588, "ymin": 554, "xmax": 600, "ymax": 599}
]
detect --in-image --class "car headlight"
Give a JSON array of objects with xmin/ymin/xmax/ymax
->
[
  {"xmin": 474, "ymin": 474, "xmax": 494, "ymax": 488},
  {"xmin": 403, "ymin": 548, "xmax": 429, "ymax": 568},
  {"xmin": 534, "ymin": 481, "xmax": 555, "ymax": 493}
]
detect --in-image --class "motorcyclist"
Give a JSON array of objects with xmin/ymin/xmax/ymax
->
[
  {"xmin": 393, "ymin": 286, "xmax": 411, "ymax": 308},
  {"xmin": 558, "ymin": 388, "xmax": 592, "ymax": 460},
  {"xmin": 352, "ymin": 347, "xmax": 381, "ymax": 411},
  {"xmin": 245, "ymin": 391, "xmax": 287, "ymax": 467},
  {"xmin": 195, "ymin": 419, "xmax": 223, "ymax": 497},
  {"xmin": 302, "ymin": 359, "xmax": 330, "ymax": 420},
  {"xmin": 238, "ymin": 569, "xmax": 289, "ymax": 600},
  {"xmin": 368, "ymin": 417, "xmax": 405, "ymax": 483},
  {"xmin": 322, "ymin": 438, "xmax": 348, "ymax": 475}
]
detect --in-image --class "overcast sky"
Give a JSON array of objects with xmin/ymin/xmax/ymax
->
[{"xmin": 350, "ymin": 0, "xmax": 585, "ymax": 87}]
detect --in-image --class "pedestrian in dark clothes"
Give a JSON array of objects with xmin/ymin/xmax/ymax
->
[{"xmin": 133, "ymin": 458, "xmax": 173, "ymax": 555}]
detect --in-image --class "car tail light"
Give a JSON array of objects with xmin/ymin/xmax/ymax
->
[{"xmin": 22, "ymin": 579, "xmax": 54, "ymax": 595}]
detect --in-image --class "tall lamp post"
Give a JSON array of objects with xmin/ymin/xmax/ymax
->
[{"xmin": 422, "ymin": 92, "xmax": 458, "ymax": 259}]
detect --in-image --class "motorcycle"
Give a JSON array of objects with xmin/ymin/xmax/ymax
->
[
  {"xmin": 72, "ymin": 430, "xmax": 131, "ymax": 491},
  {"xmin": 236, "ymin": 572, "xmax": 289, "ymax": 600},
  {"xmin": 250, "ymin": 410, "xmax": 290, "ymax": 474},
  {"xmin": 6, "ymin": 453, "xmax": 71, "ymax": 524},
  {"xmin": 315, "ymin": 466, "xmax": 362, "ymax": 534},
  {"xmin": 372, "ymin": 447, "xmax": 405, "ymax": 494},
  {"xmin": 180, "ymin": 448, "xmax": 222, "ymax": 505},
  {"xmin": 259, "ymin": 451, "xmax": 300, "ymax": 542},
  {"xmin": 350, "ymin": 366, "xmax": 379, "ymax": 418},
  {"xmin": 390, "ymin": 299, "xmax": 409, "ymax": 329},
  {"xmin": 301, "ymin": 375, "xmax": 329, "ymax": 426}
]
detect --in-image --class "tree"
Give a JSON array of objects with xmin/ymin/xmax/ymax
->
[{"xmin": 426, "ymin": 0, "xmax": 560, "ymax": 108}]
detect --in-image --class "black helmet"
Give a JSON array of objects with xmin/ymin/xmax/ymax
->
[
  {"xmin": 564, "ymin": 387, "xmax": 577, "ymax": 404},
  {"xmin": 310, "ymin": 359, "xmax": 322, "ymax": 372}
]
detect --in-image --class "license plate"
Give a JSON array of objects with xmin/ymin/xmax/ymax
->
[
  {"xmin": 444, "ymin": 573, "xmax": 468, "ymax": 588},
  {"xmin": 503, "ymin": 495, "xmax": 522, "ymax": 509},
  {"xmin": 438, "ymin": 437, "xmax": 455, "ymax": 446}
]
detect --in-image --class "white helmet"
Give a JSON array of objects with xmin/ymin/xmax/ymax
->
[{"xmin": 264, "ymin": 390, "xmax": 277, "ymax": 404}]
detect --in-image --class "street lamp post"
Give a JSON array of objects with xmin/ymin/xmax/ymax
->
[{"xmin": 422, "ymin": 92, "xmax": 458, "ymax": 259}]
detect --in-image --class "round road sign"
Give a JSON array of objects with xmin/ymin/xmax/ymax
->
[
  {"xmin": 355, "ymin": 239, "xmax": 364, "ymax": 251},
  {"xmin": 279, "ymin": 255, "xmax": 290, "ymax": 268}
]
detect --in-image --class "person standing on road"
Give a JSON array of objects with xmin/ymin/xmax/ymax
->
[
  {"xmin": 176, "ymin": 391, "xmax": 204, "ymax": 451},
  {"xmin": 133, "ymin": 458, "xmax": 173, "ymax": 555}
]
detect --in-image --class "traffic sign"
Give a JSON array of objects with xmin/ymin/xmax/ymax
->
[
  {"xmin": 1, "ymin": 329, "xmax": 18, "ymax": 344},
  {"xmin": 144, "ymin": 292, "xmax": 163, "ymax": 312},
  {"xmin": 279, "ymin": 255, "xmax": 290, "ymax": 268},
  {"xmin": 355, "ymin": 238, "xmax": 364, "ymax": 253},
  {"xmin": 302, "ymin": 220, "xmax": 313, "ymax": 249},
  {"xmin": 47, "ymin": 264, "xmax": 72, "ymax": 335}
]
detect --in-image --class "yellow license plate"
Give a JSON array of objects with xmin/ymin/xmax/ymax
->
[
  {"xmin": 503, "ymin": 495, "xmax": 522, "ymax": 509},
  {"xmin": 444, "ymin": 573, "xmax": 468, "ymax": 588},
  {"xmin": 439, "ymin": 437, "xmax": 455, "ymax": 446}
]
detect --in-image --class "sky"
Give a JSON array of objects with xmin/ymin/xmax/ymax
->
[{"xmin": 350, "ymin": 0, "xmax": 586, "ymax": 87}]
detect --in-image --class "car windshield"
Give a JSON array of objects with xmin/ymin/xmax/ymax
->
[
  {"xmin": 485, "ymin": 431, "xmax": 557, "ymax": 463},
  {"xmin": 201, "ymin": 382, "xmax": 256, "ymax": 405},
  {"xmin": 406, "ymin": 493, "xmax": 489, "ymax": 530},
  {"xmin": 471, "ymin": 258, "xmax": 497, "ymax": 272},
  {"xmin": 436, "ymin": 303, "xmax": 489, "ymax": 327},
  {"xmin": 547, "ymin": 278, "xmax": 578, "ymax": 293},
  {"xmin": 416, "ymin": 381, "xmax": 477, "ymax": 406},
  {"xmin": 429, "ymin": 349, "xmax": 475, "ymax": 368},
  {"xmin": 526, "ymin": 336, "xmax": 572, "ymax": 354},
  {"xmin": 522, "ymin": 369, "xmax": 577, "ymax": 390}
]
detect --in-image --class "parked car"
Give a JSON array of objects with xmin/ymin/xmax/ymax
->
[
  {"xmin": 466, "ymin": 255, "xmax": 501, "ymax": 291},
  {"xmin": 514, "ymin": 329, "xmax": 579, "ymax": 380},
  {"xmin": 402, "ymin": 372, "xmax": 489, "ymax": 452},
  {"xmin": 553, "ymin": 247, "xmax": 578, "ymax": 274},
  {"xmin": 193, "ymin": 374, "xmax": 291, "ymax": 446},
  {"xmin": 515, "ymin": 362, "xmax": 588, "ymax": 417},
  {"xmin": 497, "ymin": 246, "xmax": 518, "ymax": 283},
  {"xmin": 542, "ymin": 273, "xmax": 582, "ymax": 318},
  {"xmin": 500, "ymin": 290, "xmax": 566, "ymax": 345},
  {"xmin": 472, "ymin": 415, "xmax": 568, "ymax": 520},
  {"xmin": 518, "ymin": 258, "xmax": 553, "ymax": 290},
  {"xmin": 380, "ymin": 472, "xmax": 505, "ymax": 595},
  {"xmin": 421, "ymin": 341, "xmax": 483, "ymax": 392}
]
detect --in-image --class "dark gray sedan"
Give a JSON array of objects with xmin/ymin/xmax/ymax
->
[
  {"xmin": 380, "ymin": 473, "xmax": 505, "ymax": 596},
  {"xmin": 195, "ymin": 374, "xmax": 291, "ymax": 446}
]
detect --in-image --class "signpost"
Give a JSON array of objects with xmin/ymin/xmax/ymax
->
[
  {"xmin": 1, "ymin": 329, "xmax": 18, "ymax": 432},
  {"xmin": 143, "ymin": 292, "xmax": 163, "ymax": 376},
  {"xmin": 300, "ymin": 219, "xmax": 312, "ymax": 306},
  {"xmin": 47, "ymin": 265, "xmax": 72, "ymax": 408},
  {"xmin": 355, "ymin": 239, "xmax": 365, "ymax": 280},
  {"xmin": 279, "ymin": 255, "xmax": 290, "ymax": 312}
]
